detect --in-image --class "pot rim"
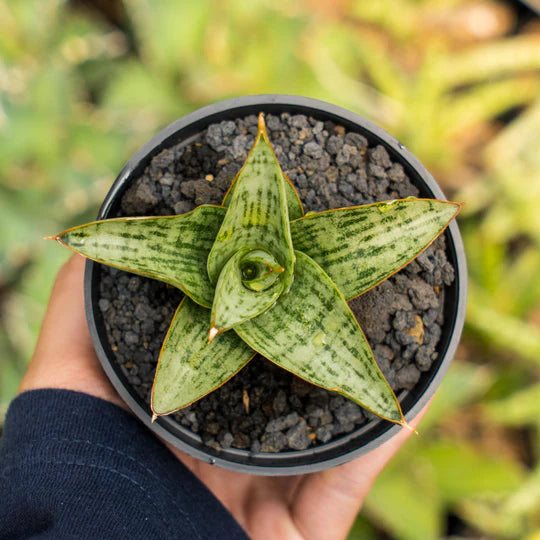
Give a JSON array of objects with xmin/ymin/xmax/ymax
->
[{"xmin": 85, "ymin": 94, "xmax": 467, "ymax": 475}]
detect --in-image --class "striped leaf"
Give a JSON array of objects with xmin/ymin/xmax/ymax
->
[
  {"xmin": 235, "ymin": 250, "xmax": 405, "ymax": 425},
  {"xmin": 223, "ymin": 172, "xmax": 304, "ymax": 220},
  {"xmin": 152, "ymin": 297, "xmax": 255, "ymax": 416},
  {"xmin": 290, "ymin": 198, "xmax": 461, "ymax": 301},
  {"xmin": 210, "ymin": 249, "xmax": 284, "ymax": 336},
  {"xmin": 53, "ymin": 205, "xmax": 225, "ymax": 308},
  {"xmin": 207, "ymin": 114, "xmax": 295, "ymax": 296}
]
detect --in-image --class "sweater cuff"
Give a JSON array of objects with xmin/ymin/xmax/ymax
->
[{"xmin": 0, "ymin": 389, "xmax": 247, "ymax": 539}]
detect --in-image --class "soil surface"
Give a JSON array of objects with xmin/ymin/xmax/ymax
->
[{"xmin": 98, "ymin": 113, "xmax": 455, "ymax": 453}]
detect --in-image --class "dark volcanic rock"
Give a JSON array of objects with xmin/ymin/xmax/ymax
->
[
  {"xmin": 286, "ymin": 420, "xmax": 311, "ymax": 451},
  {"xmin": 266, "ymin": 412, "xmax": 299, "ymax": 433},
  {"xmin": 334, "ymin": 402, "xmax": 364, "ymax": 425},
  {"xmin": 260, "ymin": 432, "xmax": 287, "ymax": 453}
]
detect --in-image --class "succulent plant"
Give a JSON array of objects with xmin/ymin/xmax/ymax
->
[{"xmin": 50, "ymin": 113, "xmax": 461, "ymax": 429}]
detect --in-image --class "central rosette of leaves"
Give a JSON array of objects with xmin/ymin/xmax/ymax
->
[
  {"xmin": 206, "ymin": 116, "xmax": 296, "ymax": 342},
  {"xmin": 240, "ymin": 251, "xmax": 283, "ymax": 290},
  {"xmin": 54, "ymin": 113, "xmax": 461, "ymax": 430}
]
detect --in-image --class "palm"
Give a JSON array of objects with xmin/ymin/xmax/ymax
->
[
  {"xmin": 172, "ymin": 457, "xmax": 302, "ymax": 538},
  {"xmin": 167, "ymin": 418, "xmax": 421, "ymax": 540}
]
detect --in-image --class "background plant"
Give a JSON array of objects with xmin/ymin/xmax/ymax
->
[{"xmin": 1, "ymin": 0, "xmax": 539, "ymax": 538}]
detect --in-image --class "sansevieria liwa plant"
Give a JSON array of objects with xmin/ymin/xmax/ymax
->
[{"xmin": 50, "ymin": 113, "xmax": 461, "ymax": 430}]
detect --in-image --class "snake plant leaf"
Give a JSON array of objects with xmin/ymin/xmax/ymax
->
[
  {"xmin": 235, "ymin": 250, "xmax": 405, "ymax": 425},
  {"xmin": 290, "ymin": 198, "xmax": 461, "ymax": 301},
  {"xmin": 151, "ymin": 297, "xmax": 256, "ymax": 416},
  {"xmin": 207, "ymin": 113, "xmax": 295, "ymax": 296},
  {"xmin": 210, "ymin": 249, "xmax": 284, "ymax": 337},
  {"xmin": 52, "ymin": 205, "xmax": 225, "ymax": 308},
  {"xmin": 223, "ymin": 172, "xmax": 304, "ymax": 220}
]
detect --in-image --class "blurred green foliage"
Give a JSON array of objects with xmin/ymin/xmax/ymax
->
[{"xmin": 1, "ymin": 0, "xmax": 540, "ymax": 537}]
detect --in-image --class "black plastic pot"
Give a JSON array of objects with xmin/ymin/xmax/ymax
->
[{"xmin": 84, "ymin": 95, "xmax": 467, "ymax": 475}]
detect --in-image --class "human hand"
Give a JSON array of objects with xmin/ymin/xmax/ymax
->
[
  {"xmin": 20, "ymin": 253, "xmax": 427, "ymax": 539},
  {"xmin": 168, "ymin": 406, "xmax": 425, "ymax": 540},
  {"xmin": 18, "ymin": 254, "xmax": 126, "ymax": 410}
]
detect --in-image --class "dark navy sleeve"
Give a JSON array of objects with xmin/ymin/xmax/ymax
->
[{"xmin": 0, "ymin": 389, "xmax": 249, "ymax": 539}]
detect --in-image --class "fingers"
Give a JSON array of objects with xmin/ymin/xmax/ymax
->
[
  {"xmin": 28, "ymin": 255, "xmax": 94, "ymax": 366},
  {"xmin": 19, "ymin": 254, "xmax": 126, "ymax": 409},
  {"xmin": 290, "ymin": 403, "xmax": 430, "ymax": 540}
]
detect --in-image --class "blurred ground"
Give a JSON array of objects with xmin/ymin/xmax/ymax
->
[{"xmin": 1, "ymin": 0, "xmax": 540, "ymax": 538}]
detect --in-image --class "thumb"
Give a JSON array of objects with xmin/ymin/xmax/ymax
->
[{"xmin": 19, "ymin": 254, "xmax": 126, "ymax": 410}]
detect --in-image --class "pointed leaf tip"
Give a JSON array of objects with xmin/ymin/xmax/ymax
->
[
  {"xmin": 207, "ymin": 115, "xmax": 294, "ymax": 288},
  {"xmin": 258, "ymin": 112, "xmax": 266, "ymax": 135},
  {"xmin": 52, "ymin": 206, "xmax": 225, "ymax": 308},
  {"xmin": 208, "ymin": 326, "xmax": 219, "ymax": 342},
  {"xmin": 400, "ymin": 419, "xmax": 418, "ymax": 435},
  {"xmin": 220, "ymin": 115, "xmax": 305, "ymax": 220}
]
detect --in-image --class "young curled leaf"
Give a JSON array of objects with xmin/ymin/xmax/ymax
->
[
  {"xmin": 239, "ymin": 249, "xmax": 284, "ymax": 292},
  {"xmin": 210, "ymin": 249, "xmax": 284, "ymax": 338}
]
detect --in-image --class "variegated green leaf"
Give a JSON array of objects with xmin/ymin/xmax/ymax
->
[
  {"xmin": 290, "ymin": 198, "xmax": 461, "ymax": 301},
  {"xmin": 207, "ymin": 114, "xmax": 295, "ymax": 295},
  {"xmin": 53, "ymin": 205, "xmax": 225, "ymax": 308},
  {"xmin": 223, "ymin": 172, "xmax": 304, "ymax": 220},
  {"xmin": 235, "ymin": 250, "xmax": 405, "ymax": 425},
  {"xmin": 210, "ymin": 249, "xmax": 284, "ymax": 337},
  {"xmin": 151, "ymin": 297, "xmax": 255, "ymax": 416}
]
